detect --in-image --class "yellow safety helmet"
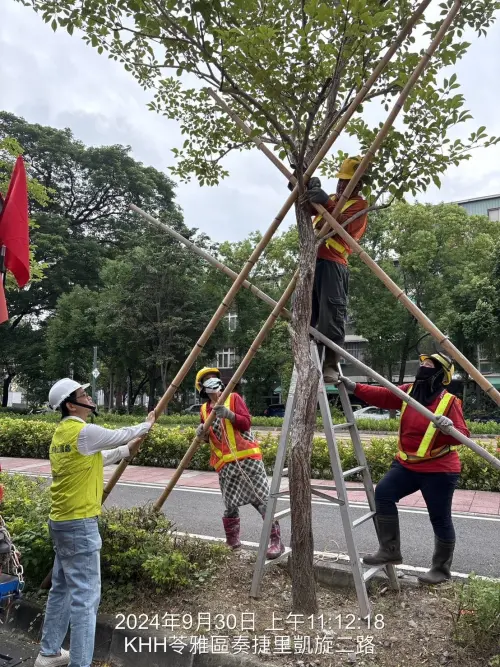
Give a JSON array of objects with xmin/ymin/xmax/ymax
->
[
  {"xmin": 336, "ymin": 156, "xmax": 363, "ymax": 181},
  {"xmin": 419, "ymin": 353, "xmax": 454, "ymax": 386},
  {"xmin": 195, "ymin": 367, "xmax": 221, "ymax": 392}
]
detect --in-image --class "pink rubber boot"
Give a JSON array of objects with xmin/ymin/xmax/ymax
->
[
  {"xmin": 266, "ymin": 521, "xmax": 285, "ymax": 559},
  {"xmin": 222, "ymin": 517, "xmax": 242, "ymax": 550}
]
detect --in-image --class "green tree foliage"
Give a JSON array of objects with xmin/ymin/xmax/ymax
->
[
  {"xmin": 349, "ymin": 202, "xmax": 500, "ymax": 380},
  {"xmin": 18, "ymin": 0, "xmax": 500, "ymax": 191},
  {"xmin": 0, "ymin": 112, "xmax": 180, "ymax": 405}
]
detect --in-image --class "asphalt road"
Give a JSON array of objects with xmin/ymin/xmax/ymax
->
[
  {"xmin": 105, "ymin": 481, "xmax": 500, "ymax": 578},
  {"xmin": 0, "ymin": 631, "xmax": 37, "ymax": 666}
]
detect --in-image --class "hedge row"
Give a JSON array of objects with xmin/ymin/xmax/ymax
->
[
  {"xmin": 1, "ymin": 417, "xmax": 499, "ymax": 491},
  {"xmin": 1, "ymin": 407, "xmax": 500, "ymax": 435},
  {"xmin": 0, "ymin": 472, "xmax": 226, "ymax": 598}
]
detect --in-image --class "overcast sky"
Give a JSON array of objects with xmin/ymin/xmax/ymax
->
[{"xmin": 1, "ymin": 2, "xmax": 499, "ymax": 242}]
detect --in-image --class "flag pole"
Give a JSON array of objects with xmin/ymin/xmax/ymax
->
[{"xmin": 0, "ymin": 246, "xmax": 6, "ymax": 287}]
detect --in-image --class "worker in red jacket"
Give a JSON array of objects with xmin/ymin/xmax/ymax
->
[
  {"xmin": 195, "ymin": 367, "xmax": 284, "ymax": 559},
  {"xmin": 341, "ymin": 353, "xmax": 469, "ymax": 584},
  {"xmin": 301, "ymin": 157, "xmax": 369, "ymax": 382}
]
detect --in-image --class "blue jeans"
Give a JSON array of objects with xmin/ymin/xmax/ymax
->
[
  {"xmin": 375, "ymin": 460, "xmax": 460, "ymax": 541},
  {"xmin": 40, "ymin": 517, "xmax": 102, "ymax": 667}
]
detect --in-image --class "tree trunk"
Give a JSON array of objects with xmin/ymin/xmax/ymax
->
[
  {"xmin": 108, "ymin": 372, "xmax": 114, "ymax": 411},
  {"xmin": 127, "ymin": 370, "xmax": 133, "ymax": 413},
  {"xmin": 115, "ymin": 389, "xmax": 123, "ymax": 410},
  {"xmin": 2, "ymin": 374, "xmax": 13, "ymax": 408},
  {"xmin": 288, "ymin": 201, "xmax": 320, "ymax": 614},
  {"xmin": 148, "ymin": 370, "xmax": 157, "ymax": 411}
]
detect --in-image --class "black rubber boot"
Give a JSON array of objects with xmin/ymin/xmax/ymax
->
[
  {"xmin": 363, "ymin": 515, "xmax": 402, "ymax": 565},
  {"xmin": 418, "ymin": 537, "xmax": 455, "ymax": 584},
  {"xmin": 323, "ymin": 348, "xmax": 340, "ymax": 384}
]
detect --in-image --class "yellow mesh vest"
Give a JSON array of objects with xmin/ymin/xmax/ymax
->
[{"xmin": 49, "ymin": 418, "xmax": 103, "ymax": 521}]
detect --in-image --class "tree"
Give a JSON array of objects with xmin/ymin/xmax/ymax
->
[
  {"xmin": 24, "ymin": 0, "xmax": 500, "ymax": 611},
  {"xmin": 349, "ymin": 203, "xmax": 500, "ymax": 386},
  {"xmin": 0, "ymin": 113, "xmax": 179, "ymax": 405}
]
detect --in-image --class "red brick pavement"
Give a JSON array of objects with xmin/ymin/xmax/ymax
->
[{"xmin": 1, "ymin": 456, "xmax": 499, "ymax": 515}]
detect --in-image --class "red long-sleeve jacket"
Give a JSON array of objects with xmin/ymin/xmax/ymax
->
[
  {"xmin": 354, "ymin": 383, "xmax": 470, "ymax": 473},
  {"xmin": 314, "ymin": 195, "xmax": 369, "ymax": 266}
]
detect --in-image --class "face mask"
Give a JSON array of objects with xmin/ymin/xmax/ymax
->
[
  {"xmin": 67, "ymin": 398, "xmax": 99, "ymax": 416},
  {"xmin": 415, "ymin": 366, "xmax": 437, "ymax": 381}
]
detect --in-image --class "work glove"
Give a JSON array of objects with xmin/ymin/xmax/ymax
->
[
  {"xmin": 435, "ymin": 415, "xmax": 454, "ymax": 434},
  {"xmin": 301, "ymin": 177, "xmax": 330, "ymax": 206},
  {"xmin": 339, "ymin": 377, "xmax": 356, "ymax": 394},
  {"xmin": 213, "ymin": 404, "xmax": 236, "ymax": 423},
  {"xmin": 196, "ymin": 424, "xmax": 209, "ymax": 442}
]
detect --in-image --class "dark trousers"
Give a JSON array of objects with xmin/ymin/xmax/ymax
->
[
  {"xmin": 311, "ymin": 259, "xmax": 349, "ymax": 347},
  {"xmin": 375, "ymin": 460, "xmax": 459, "ymax": 541}
]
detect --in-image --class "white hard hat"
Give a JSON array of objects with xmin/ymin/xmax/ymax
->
[{"xmin": 48, "ymin": 378, "xmax": 90, "ymax": 410}]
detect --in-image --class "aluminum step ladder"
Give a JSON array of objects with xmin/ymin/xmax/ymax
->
[{"xmin": 250, "ymin": 341, "xmax": 399, "ymax": 619}]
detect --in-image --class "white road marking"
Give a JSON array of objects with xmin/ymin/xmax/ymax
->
[
  {"xmin": 173, "ymin": 530, "xmax": 499, "ymax": 582},
  {"xmin": 7, "ymin": 470, "xmax": 500, "ymax": 521}
]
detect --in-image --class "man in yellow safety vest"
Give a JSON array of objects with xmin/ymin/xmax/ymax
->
[{"xmin": 34, "ymin": 378, "xmax": 155, "ymax": 667}]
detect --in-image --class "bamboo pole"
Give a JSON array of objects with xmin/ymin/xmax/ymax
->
[
  {"xmin": 102, "ymin": 3, "xmax": 429, "ymax": 502},
  {"xmin": 151, "ymin": 1, "xmax": 472, "ymax": 507},
  {"xmin": 134, "ymin": 204, "xmax": 500, "ymax": 472},
  {"xmin": 211, "ymin": 3, "xmax": 500, "ymax": 408}
]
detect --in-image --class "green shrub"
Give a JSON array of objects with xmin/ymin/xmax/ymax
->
[
  {"xmin": 1, "ymin": 418, "xmax": 499, "ymax": 491},
  {"xmin": 99, "ymin": 506, "xmax": 228, "ymax": 604},
  {"xmin": 2, "ymin": 407, "xmax": 500, "ymax": 435},
  {"xmin": 0, "ymin": 473, "xmax": 227, "ymax": 598},
  {"xmin": 452, "ymin": 575, "xmax": 500, "ymax": 657},
  {"xmin": 0, "ymin": 473, "xmax": 53, "ymax": 587}
]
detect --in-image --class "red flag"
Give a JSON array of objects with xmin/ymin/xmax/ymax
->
[
  {"xmin": 0, "ymin": 279, "xmax": 8, "ymax": 324},
  {"xmin": 0, "ymin": 157, "xmax": 30, "ymax": 287}
]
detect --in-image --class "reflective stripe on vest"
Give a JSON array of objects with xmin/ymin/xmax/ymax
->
[
  {"xmin": 312, "ymin": 199, "xmax": 358, "ymax": 258},
  {"xmin": 200, "ymin": 395, "xmax": 261, "ymax": 471},
  {"xmin": 398, "ymin": 386, "xmax": 457, "ymax": 462},
  {"xmin": 49, "ymin": 418, "xmax": 104, "ymax": 521}
]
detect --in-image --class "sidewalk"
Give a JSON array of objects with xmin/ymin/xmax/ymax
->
[{"xmin": 1, "ymin": 456, "xmax": 500, "ymax": 516}]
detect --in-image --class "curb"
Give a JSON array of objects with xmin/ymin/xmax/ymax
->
[{"xmin": 1, "ymin": 600, "xmax": 275, "ymax": 667}]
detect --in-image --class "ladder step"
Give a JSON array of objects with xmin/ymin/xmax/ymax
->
[
  {"xmin": 343, "ymin": 465, "xmax": 366, "ymax": 478},
  {"xmin": 263, "ymin": 546, "xmax": 291, "ymax": 567},
  {"xmin": 274, "ymin": 508, "xmax": 291, "ymax": 520},
  {"xmin": 332, "ymin": 422, "xmax": 354, "ymax": 431},
  {"xmin": 310, "ymin": 484, "xmax": 367, "ymax": 492},
  {"xmin": 363, "ymin": 565, "xmax": 385, "ymax": 582},
  {"xmin": 352, "ymin": 511, "xmax": 376, "ymax": 528}
]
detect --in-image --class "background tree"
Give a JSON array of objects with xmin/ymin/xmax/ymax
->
[
  {"xmin": 0, "ymin": 112, "xmax": 180, "ymax": 405},
  {"xmin": 350, "ymin": 203, "xmax": 500, "ymax": 390},
  {"xmin": 15, "ymin": 0, "xmax": 500, "ymax": 610}
]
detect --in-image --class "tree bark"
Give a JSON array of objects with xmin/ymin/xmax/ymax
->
[{"xmin": 288, "ymin": 201, "xmax": 320, "ymax": 614}]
